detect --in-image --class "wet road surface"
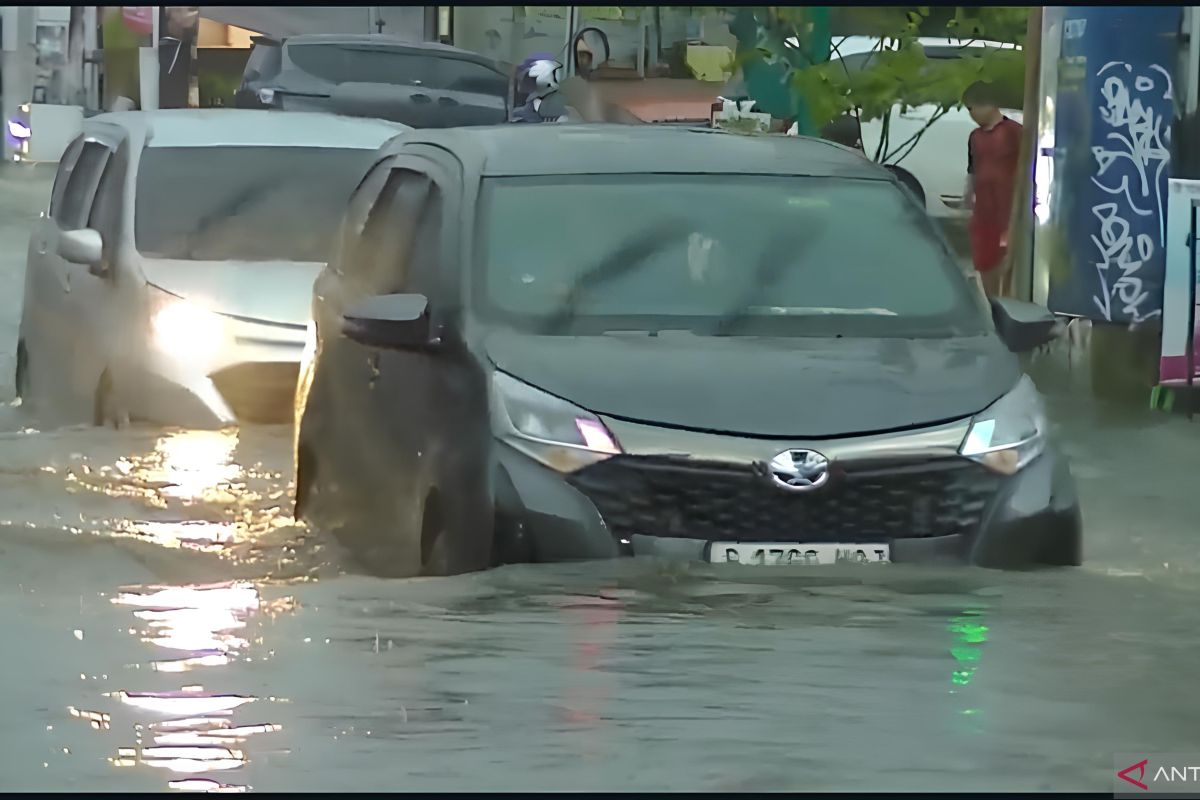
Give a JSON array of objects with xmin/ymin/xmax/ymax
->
[{"xmin": 1, "ymin": 169, "xmax": 1198, "ymax": 792}]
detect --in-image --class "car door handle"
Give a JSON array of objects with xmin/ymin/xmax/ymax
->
[
  {"xmin": 437, "ymin": 96, "xmax": 458, "ymax": 107},
  {"xmin": 35, "ymin": 238, "xmax": 48, "ymax": 255},
  {"xmin": 940, "ymin": 194, "xmax": 966, "ymax": 210},
  {"xmin": 411, "ymin": 93, "xmax": 431, "ymax": 104}
]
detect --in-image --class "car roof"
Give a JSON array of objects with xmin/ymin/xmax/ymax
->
[
  {"xmin": 831, "ymin": 35, "xmax": 1022, "ymax": 56},
  {"xmin": 87, "ymin": 108, "xmax": 409, "ymax": 149},
  {"xmin": 384, "ymin": 124, "xmax": 888, "ymax": 179},
  {"xmin": 281, "ymin": 33, "xmax": 500, "ymax": 66}
]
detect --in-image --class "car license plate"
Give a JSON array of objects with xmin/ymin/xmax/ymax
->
[{"xmin": 709, "ymin": 542, "xmax": 891, "ymax": 566}]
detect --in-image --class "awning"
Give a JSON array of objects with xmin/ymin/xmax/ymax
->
[{"xmin": 199, "ymin": 6, "xmax": 427, "ymax": 41}]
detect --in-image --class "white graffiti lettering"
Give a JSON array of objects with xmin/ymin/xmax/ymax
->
[
  {"xmin": 1089, "ymin": 61, "xmax": 1172, "ymax": 323},
  {"xmin": 1090, "ymin": 203, "xmax": 1157, "ymax": 320}
]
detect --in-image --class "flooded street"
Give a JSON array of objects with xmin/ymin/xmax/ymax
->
[{"xmin": 2, "ymin": 169, "xmax": 1198, "ymax": 792}]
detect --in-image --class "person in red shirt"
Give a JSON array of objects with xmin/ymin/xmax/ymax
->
[{"xmin": 963, "ymin": 81, "xmax": 1023, "ymax": 296}]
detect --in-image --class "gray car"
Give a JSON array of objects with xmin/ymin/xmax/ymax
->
[
  {"xmin": 293, "ymin": 124, "xmax": 1082, "ymax": 577},
  {"xmin": 235, "ymin": 34, "xmax": 510, "ymax": 128},
  {"xmin": 16, "ymin": 109, "xmax": 406, "ymax": 428}
]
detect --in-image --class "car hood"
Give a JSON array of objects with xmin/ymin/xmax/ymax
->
[
  {"xmin": 142, "ymin": 258, "xmax": 319, "ymax": 327},
  {"xmin": 484, "ymin": 330, "xmax": 1020, "ymax": 439}
]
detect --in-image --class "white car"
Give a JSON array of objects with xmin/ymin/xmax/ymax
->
[
  {"xmin": 831, "ymin": 36, "xmax": 1023, "ymax": 219},
  {"xmin": 15, "ymin": 109, "xmax": 407, "ymax": 428}
]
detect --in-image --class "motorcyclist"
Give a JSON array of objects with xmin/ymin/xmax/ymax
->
[{"xmin": 510, "ymin": 54, "xmax": 569, "ymax": 123}]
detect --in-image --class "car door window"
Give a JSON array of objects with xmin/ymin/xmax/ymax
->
[
  {"xmin": 87, "ymin": 141, "xmax": 130, "ymax": 266},
  {"xmin": 49, "ymin": 136, "xmax": 84, "ymax": 218},
  {"xmin": 404, "ymin": 178, "xmax": 443, "ymax": 296},
  {"xmin": 334, "ymin": 158, "xmax": 393, "ymax": 278},
  {"xmin": 56, "ymin": 140, "xmax": 111, "ymax": 231},
  {"xmin": 354, "ymin": 168, "xmax": 433, "ymax": 296}
]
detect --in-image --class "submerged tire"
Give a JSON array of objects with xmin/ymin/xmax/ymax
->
[{"xmin": 92, "ymin": 370, "xmax": 127, "ymax": 429}]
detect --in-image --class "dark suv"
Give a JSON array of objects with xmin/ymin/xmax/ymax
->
[
  {"xmin": 235, "ymin": 34, "xmax": 509, "ymax": 127},
  {"xmin": 293, "ymin": 125, "xmax": 1082, "ymax": 577}
]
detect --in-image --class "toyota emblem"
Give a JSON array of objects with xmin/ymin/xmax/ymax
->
[{"xmin": 765, "ymin": 449, "xmax": 830, "ymax": 492}]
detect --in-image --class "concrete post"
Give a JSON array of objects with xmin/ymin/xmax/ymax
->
[{"xmin": 1, "ymin": 6, "xmax": 37, "ymax": 164}]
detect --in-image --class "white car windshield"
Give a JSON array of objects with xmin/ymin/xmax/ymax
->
[
  {"xmin": 476, "ymin": 174, "xmax": 987, "ymax": 338},
  {"xmin": 135, "ymin": 145, "xmax": 376, "ymax": 262}
]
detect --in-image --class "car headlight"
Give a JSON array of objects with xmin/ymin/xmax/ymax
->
[
  {"xmin": 960, "ymin": 375, "xmax": 1047, "ymax": 475},
  {"xmin": 491, "ymin": 370, "xmax": 621, "ymax": 473},
  {"xmin": 257, "ymin": 88, "xmax": 276, "ymax": 105},
  {"xmin": 150, "ymin": 294, "xmax": 226, "ymax": 361}
]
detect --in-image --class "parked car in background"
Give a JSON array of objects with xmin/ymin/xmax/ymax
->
[
  {"xmin": 15, "ymin": 109, "xmax": 406, "ymax": 428},
  {"xmin": 293, "ymin": 124, "xmax": 1080, "ymax": 578},
  {"xmin": 829, "ymin": 37, "xmax": 1024, "ymax": 220},
  {"xmin": 235, "ymin": 34, "xmax": 510, "ymax": 128}
]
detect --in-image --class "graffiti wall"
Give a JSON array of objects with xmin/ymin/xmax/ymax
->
[{"xmin": 1046, "ymin": 6, "xmax": 1182, "ymax": 324}]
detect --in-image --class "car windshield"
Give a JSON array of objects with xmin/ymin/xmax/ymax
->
[
  {"xmin": 135, "ymin": 146, "xmax": 376, "ymax": 262},
  {"xmin": 287, "ymin": 44, "xmax": 507, "ymax": 95},
  {"xmin": 476, "ymin": 175, "xmax": 986, "ymax": 338}
]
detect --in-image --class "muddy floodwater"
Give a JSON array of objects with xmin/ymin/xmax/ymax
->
[{"xmin": 1, "ymin": 169, "xmax": 1198, "ymax": 792}]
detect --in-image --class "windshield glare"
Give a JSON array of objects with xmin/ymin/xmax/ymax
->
[
  {"xmin": 135, "ymin": 146, "xmax": 376, "ymax": 262},
  {"xmin": 476, "ymin": 175, "xmax": 986, "ymax": 338}
]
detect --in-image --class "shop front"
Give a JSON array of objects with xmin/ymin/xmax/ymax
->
[{"xmin": 448, "ymin": 6, "xmax": 734, "ymax": 123}]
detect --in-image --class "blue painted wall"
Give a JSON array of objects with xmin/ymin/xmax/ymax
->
[{"xmin": 1047, "ymin": 6, "xmax": 1182, "ymax": 324}]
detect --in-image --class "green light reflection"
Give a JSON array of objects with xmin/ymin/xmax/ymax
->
[{"xmin": 948, "ymin": 608, "xmax": 989, "ymax": 694}]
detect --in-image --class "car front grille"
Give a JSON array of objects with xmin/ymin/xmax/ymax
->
[
  {"xmin": 567, "ymin": 455, "xmax": 1001, "ymax": 543},
  {"xmin": 209, "ymin": 362, "xmax": 299, "ymax": 424}
]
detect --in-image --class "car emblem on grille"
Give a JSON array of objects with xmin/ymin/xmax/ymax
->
[{"xmin": 764, "ymin": 449, "xmax": 830, "ymax": 492}]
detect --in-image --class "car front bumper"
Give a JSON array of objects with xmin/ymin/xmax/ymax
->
[
  {"xmin": 492, "ymin": 418, "xmax": 1082, "ymax": 569},
  {"xmin": 127, "ymin": 315, "xmax": 306, "ymax": 428}
]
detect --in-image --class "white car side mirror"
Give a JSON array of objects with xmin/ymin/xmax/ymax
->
[{"xmin": 58, "ymin": 228, "xmax": 103, "ymax": 266}]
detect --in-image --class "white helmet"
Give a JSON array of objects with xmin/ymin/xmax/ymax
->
[{"xmin": 525, "ymin": 59, "xmax": 563, "ymax": 97}]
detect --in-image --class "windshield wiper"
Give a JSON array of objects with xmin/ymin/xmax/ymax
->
[
  {"xmin": 539, "ymin": 220, "xmax": 692, "ymax": 335},
  {"xmin": 184, "ymin": 183, "xmax": 282, "ymax": 259},
  {"xmin": 711, "ymin": 228, "xmax": 814, "ymax": 336}
]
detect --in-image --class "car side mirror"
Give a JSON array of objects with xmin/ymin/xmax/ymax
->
[
  {"xmin": 990, "ymin": 297, "xmax": 1062, "ymax": 352},
  {"xmin": 342, "ymin": 293, "xmax": 439, "ymax": 351},
  {"xmin": 57, "ymin": 228, "xmax": 104, "ymax": 270}
]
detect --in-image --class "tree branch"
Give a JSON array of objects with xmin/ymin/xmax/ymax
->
[
  {"xmin": 873, "ymin": 107, "xmax": 891, "ymax": 162},
  {"xmin": 883, "ymin": 105, "xmax": 952, "ymax": 163}
]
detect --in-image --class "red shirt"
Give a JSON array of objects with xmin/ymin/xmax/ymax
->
[{"xmin": 967, "ymin": 116, "xmax": 1023, "ymax": 228}]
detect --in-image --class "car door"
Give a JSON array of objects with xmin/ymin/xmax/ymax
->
[
  {"xmin": 19, "ymin": 134, "xmax": 82, "ymax": 397},
  {"xmin": 334, "ymin": 163, "xmax": 438, "ymax": 526},
  {"xmin": 357, "ymin": 153, "xmax": 492, "ymax": 568},
  {"xmin": 21, "ymin": 132, "xmax": 115, "ymax": 415},
  {"xmin": 307, "ymin": 156, "xmax": 434, "ymax": 535},
  {"xmin": 302, "ymin": 155, "xmax": 394, "ymax": 507},
  {"xmin": 82, "ymin": 136, "xmax": 136, "ymax": 413}
]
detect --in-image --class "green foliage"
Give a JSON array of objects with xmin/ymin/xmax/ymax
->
[
  {"xmin": 198, "ymin": 72, "xmax": 240, "ymax": 108},
  {"xmin": 726, "ymin": 6, "xmax": 1029, "ymax": 162}
]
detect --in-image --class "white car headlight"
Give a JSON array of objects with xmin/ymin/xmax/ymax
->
[
  {"xmin": 257, "ymin": 87, "xmax": 276, "ymax": 105},
  {"xmin": 491, "ymin": 370, "xmax": 620, "ymax": 473},
  {"xmin": 151, "ymin": 295, "xmax": 226, "ymax": 361},
  {"xmin": 960, "ymin": 375, "xmax": 1047, "ymax": 475}
]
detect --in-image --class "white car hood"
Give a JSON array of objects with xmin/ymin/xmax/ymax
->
[{"xmin": 141, "ymin": 258, "xmax": 320, "ymax": 327}]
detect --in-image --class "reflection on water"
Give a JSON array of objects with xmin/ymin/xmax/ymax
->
[
  {"xmin": 100, "ymin": 581, "xmax": 289, "ymax": 791},
  {"xmin": 947, "ymin": 607, "xmax": 988, "ymax": 730},
  {"xmin": 70, "ymin": 429, "xmax": 243, "ymax": 510},
  {"xmin": 47, "ymin": 426, "xmax": 320, "ymax": 579}
]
